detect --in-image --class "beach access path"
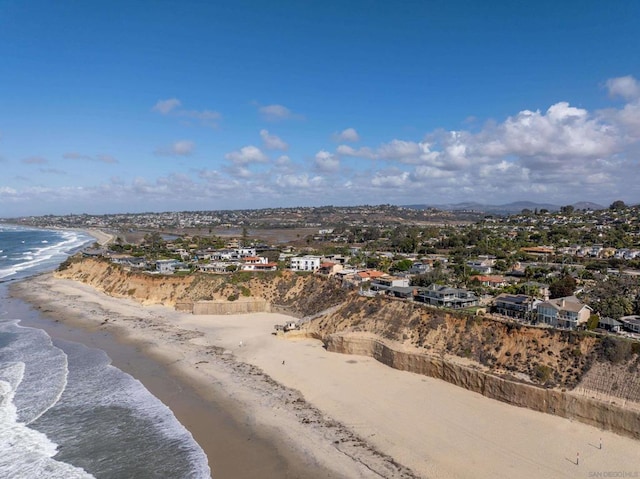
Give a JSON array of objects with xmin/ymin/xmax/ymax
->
[{"xmin": 13, "ymin": 274, "xmax": 640, "ymax": 479}]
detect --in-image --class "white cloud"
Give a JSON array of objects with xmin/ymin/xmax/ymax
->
[
  {"xmin": 224, "ymin": 145, "xmax": 269, "ymax": 165},
  {"xmin": 606, "ymin": 76, "xmax": 640, "ymax": 100},
  {"xmin": 273, "ymin": 155, "xmax": 295, "ymax": 173},
  {"xmin": 314, "ymin": 150, "xmax": 340, "ymax": 172},
  {"xmin": 152, "ymin": 98, "xmax": 181, "ymax": 114},
  {"xmin": 155, "ymin": 140, "xmax": 195, "ymax": 156},
  {"xmin": 276, "ymin": 174, "xmax": 324, "ymax": 189},
  {"xmin": 232, "ymin": 166, "xmax": 253, "ymax": 178},
  {"xmin": 377, "ymin": 140, "xmax": 422, "ymax": 160},
  {"xmin": 260, "ymin": 129, "xmax": 289, "ymax": 150},
  {"xmin": 371, "ymin": 170, "xmax": 410, "ymax": 188},
  {"xmin": 152, "ymin": 98, "xmax": 221, "ymax": 127},
  {"xmin": 64, "ymin": 152, "xmax": 118, "ymax": 164},
  {"xmin": 336, "ymin": 144, "xmax": 377, "ymax": 159},
  {"xmin": 334, "ymin": 128, "xmax": 360, "ymax": 142},
  {"xmin": 258, "ymin": 104, "xmax": 299, "ymax": 121}
]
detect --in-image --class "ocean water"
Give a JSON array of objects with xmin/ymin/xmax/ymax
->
[{"xmin": 0, "ymin": 225, "xmax": 211, "ymax": 478}]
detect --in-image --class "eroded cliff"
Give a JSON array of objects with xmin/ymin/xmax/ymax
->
[{"xmin": 56, "ymin": 256, "xmax": 640, "ymax": 439}]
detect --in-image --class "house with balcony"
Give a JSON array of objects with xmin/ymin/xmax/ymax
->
[
  {"xmin": 199, "ymin": 262, "xmax": 234, "ymax": 273},
  {"xmin": 289, "ymin": 255, "xmax": 321, "ymax": 272},
  {"xmin": 536, "ymin": 296, "xmax": 592, "ymax": 329},
  {"xmin": 370, "ymin": 275, "xmax": 410, "ymax": 292},
  {"xmin": 620, "ymin": 315, "xmax": 640, "ymax": 334},
  {"xmin": 414, "ymin": 284, "xmax": 478, "ymax": 309},
  {"xmin": 236, "ymin": 247, "xmax": 257, "ymax": 258},
  {"xmin": 156, "ymin": 259, "xmax": 180, "ymax": 274},
  {"xmin": 466, "ymin": 259, "xmax": 493, "ymax": 274},
  {"xmin": 110, "ymin": 255, "xmax": 148, "ymax": 269},
  {"xmin": 241, "ymin": 256, "xmax": 278, "ymax": 271},
  {"xmin": 493, "ymin": 293, "xmax": 538, "ymax": 321}
]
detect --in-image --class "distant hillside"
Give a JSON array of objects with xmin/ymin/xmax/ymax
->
[{"xmin": 405, "ymin": 200, "xmax": 605, "ymax": 215}]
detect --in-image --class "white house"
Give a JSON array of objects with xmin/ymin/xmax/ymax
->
[
  {"xmin": 290, "ymin": 255, "xmax": 321, "ymax": 271},
  {"xmin": 156, "ymin": 259, "xmax": 179, "ymax": 274},
  {"xmin": 236, "ymin": 247, "xmax": 257, "ymax": 257}
]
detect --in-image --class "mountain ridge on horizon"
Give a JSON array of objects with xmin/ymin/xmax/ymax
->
[{"xmin": 404, "ymin": 200, "xmax": 606, "ymax": 215}]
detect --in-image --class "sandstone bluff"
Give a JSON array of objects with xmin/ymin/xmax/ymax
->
[{"xmin": 57, "ymin": 257, "xmax": 640, "ymax": 440}]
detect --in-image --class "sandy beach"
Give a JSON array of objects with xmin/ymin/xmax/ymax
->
[{"xmin": 10, "ymin": 273, "xmax": 640, "ymax": 479}]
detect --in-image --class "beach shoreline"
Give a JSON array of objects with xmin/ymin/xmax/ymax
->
[
  {"xmin": 9, "ymin": 272, "xmax": 640, "ymax": 479},
  {"xmin": 8, "ymin": 274, "xmax": 412, "ymax": 479}
]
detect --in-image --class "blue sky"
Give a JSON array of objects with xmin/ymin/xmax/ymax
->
[{"xmin": 1, "ymin": 1, "xmax": 640, "ymax": 216}]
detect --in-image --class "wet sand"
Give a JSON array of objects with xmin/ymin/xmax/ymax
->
[
  {"xmin": 7, "ymin": 277, "xmax": 409, "ymax": 478},
  {"xmin": 3, "ymin": 286, "xmax": 353, "ymax": 479}
]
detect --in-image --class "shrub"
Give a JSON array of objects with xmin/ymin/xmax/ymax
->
[
  {"xmin": 600, "ymin": 336, "xmax": 633, "ymax": 363},
  {"xmin": 534, "ymin": 364, "xmax": 552, "ymax": 383}
]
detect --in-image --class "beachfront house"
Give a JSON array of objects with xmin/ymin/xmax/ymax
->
[
  {"xmin": 156, "ymin": 259, "xmax": 180, "ymax": 274},
  {"xmin": 414, "ymin": 284, "xmax": 478, "ymax": 309},
  {"xmin": 598, "ymin": 317, "xmax": 623, "ymax": 333},
  {"xmin": 317, "ymin": 262, "xmax": 343, "ymax": 276},
  {"xmin": 289, "ymin": 255, "xmax": 321, "ymax": 272},
  {"xmin": 536, "ymin": 296, "xmax": 592, "ymax": 329},
  {"xmin": 620, "ymin": 316, "xmax": 640, "ymax": 334},
  {"xmin": 370, "ymin": 276, "xmax": 410, "ymax": 292},
  {"xmin": 199, "ymin": 262, "xmax": 235, "ymax": 273},
  {"xmin": 110, "ymin": 255, "xmax": 148, "ymax": 269},
  {"xmin": 241, "ymin": 256, "xmax": 278, "ymax": 271},
  {"xmin": 493, "ymin": 293, "xmax": 538, "ymax": 321}
]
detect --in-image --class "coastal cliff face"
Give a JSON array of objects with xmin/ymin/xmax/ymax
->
[
  {"xmin": 55, "ymin": 257, "xmax": 350, "ymax": 316},
  {"xmin": 308, "ymin": 295, "xmax": 604, "ymax": 389},
  {"xmin": 325, "ymin": 333, "xmax": 640, "ymax": 440},
  {"xmin": 56, "ymin": 257, "xmax": 640, "ymax": 439}
]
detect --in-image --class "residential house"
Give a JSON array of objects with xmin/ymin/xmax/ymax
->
[
  {"xmin": 598, "ymin": 317, "xmax": 623, "ymax": 333},
  {"xmin": 536, "ymin": 296, "xmax": 592, "ymax": 329},
  {"xmin": 387, "ymin": 286, "xmax": 416, "ymax": 299},
  {"xmin": 290, "ymin": 255, "xmax": 321, "ymax": 272},
  {"xmin": 110, "ymin": 255, "xmax": 147, "ymax": 269},
  {"xmin": 493, "ymin": 293, "xmax": 537, "ymax": 321},
  {"xmin": 211, "ymin": 249, "xmax": 239, "ymax": 261},
  {"xmin": 236, "ymin": 247, "xmax": 257, "ymax": 258},
  {"xmin": 156, "ymin": 259, "xmax": 179, "ymax": 274},
  {"xmin": 620, "ymin": 316, "xmax": 640, "ymax": 334},
  {"xmin": 408, "ymin": 262, "xmax": 430, "ymax": 275},
  {"xmin": 318, "ymin": 262, "xmax": 343, "ymax": 276},
  {"xmin": 241, "ymin": 256, "xmax": 278, "ymax": 271},
  {"xmin": 469, "ymin": 275, "xmax": 507, "ymax": 288},
  {"xmin": 415, "ymin": 284, "xmax": 478, "ymax": 309},
  {"xmin": 520, "ymin": 246, "xmax": 555, "ymax": 258},
  {"xmin": 370, "ymin": 275, "xmax": 410, "ymax": 292},
  {"xmin": 199, "ymin": 262, "xmax": 233, "ymax": 273},
  {"xmin": 466, "ymin": 259, "xmax": 493, "ymax": 274},
  {"xmin": 589, "ymin": 244, "xmax": 604, "ymax": 258},
  {"xmin": 354, "ymin": 269, "xmax": 386, "ymax": 284}
]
